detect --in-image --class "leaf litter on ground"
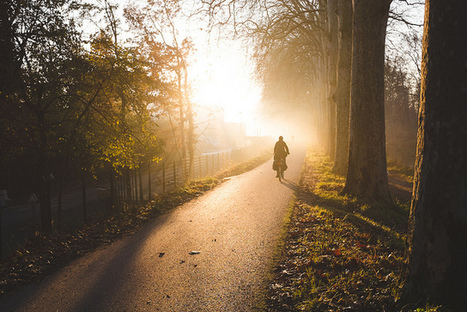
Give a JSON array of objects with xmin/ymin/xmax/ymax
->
[{"xmin": 267, "ymin": 147, "xmax": 412, "ymax": 312}]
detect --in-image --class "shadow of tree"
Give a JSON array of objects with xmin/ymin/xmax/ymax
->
[{"xmin": 297, "ymin": 186, "xmax": 409, "ymax": 239}]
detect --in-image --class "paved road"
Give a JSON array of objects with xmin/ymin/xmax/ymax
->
[{"xmin": 0, "ymin": 144, "xmax": 305, "ymax": 312}]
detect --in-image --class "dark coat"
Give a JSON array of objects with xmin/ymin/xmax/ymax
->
[{"xmin": 274, "ymin": 140, "xmax": 289, "ymax": 160}]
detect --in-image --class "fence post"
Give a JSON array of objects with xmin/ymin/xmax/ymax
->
[
  {"xmin": 81, "ymin": 173, "xmax": 87, "ymax": 225},
  {"xmin": 162, "ymin": 162, "xmax": 166, "ymax": 193},
  {"xmin": 148, "ymin": 162, "xmax": 151, "ymax": 201},
  {"xmin": 139, "ymin": 166, "xmax": 143, "ymax": 202},
  {"xmin": 212, "ymin": 154, "xmax": 215, "ymax": 172},
  {"xmin": 110, "ymin": 167, "xmax": 115, "ymax": 209},
  {"xmin": 118, "ymin": 175, "xmax": 122, "ymax": 202},
  {"xmin": 199, "ymin": 156, "xmax": 202, "ymax": 178},
  {"xmin": 173, "ymin": 161, "xmax": 177, "ymax": 188},
  {"xmin": 134, "ymin": 169, "xmax": 138, "ymax": 202}
]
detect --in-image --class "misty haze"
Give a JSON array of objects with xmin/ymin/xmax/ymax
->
[{"xmin": 1, "ymin": 0, "xmax": 466, "ymax": 311}]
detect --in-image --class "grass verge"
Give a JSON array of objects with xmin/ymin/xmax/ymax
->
[{"xmin": 267, "ymin": 147, "xmax": 413, "ymax": 311}]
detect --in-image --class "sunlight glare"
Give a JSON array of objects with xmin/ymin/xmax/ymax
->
[{"xmin": 190, "ymin": 42, "xmax": 262, "ymax": 130}]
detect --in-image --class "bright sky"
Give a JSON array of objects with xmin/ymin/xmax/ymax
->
[
  {"xmin": 85, "ymin": 0, "xmax": 265, "ymax": 136},
  {"xmin": 189, "ymin": 40, "xmax": 262, "ymax": 123},
  {"xmin": 179, "ymin": 11, "xmax": 264, "ymax": 136}
]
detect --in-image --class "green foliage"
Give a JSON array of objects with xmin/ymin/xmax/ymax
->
[
  {"xmin": 0, "ymin": 0, "xmax": 170, "ymax": 179},
  {"xmin": 0, "ymin": 0, "xmax": 198, "ymax": 235}
]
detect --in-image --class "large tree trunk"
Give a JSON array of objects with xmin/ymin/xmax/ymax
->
[
  {"xmin": 404, "ymin": 1, "xmax": 467, "ymax": 310},
  {"xmin": 326, "ymin": 0, "xmax": 338, "ymax": 162},
  {"xmin": 37, "ymin": 158, "xmax": 52, "ymax": 233},
  {"xmin": 342, "ymin": 0, "xmax": 392, "ymax": 203},
  {"xmin": 37, "ymin": 109, "xmax": 53, "ymax": 233},
  {"xmin": 332, "ymin": 0, "xmax": 352, "ymax": 174}
]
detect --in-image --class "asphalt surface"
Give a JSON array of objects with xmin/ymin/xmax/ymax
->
[{"xmin": 0, "ymin": 144, "xmax": 305, "ymax": 312}]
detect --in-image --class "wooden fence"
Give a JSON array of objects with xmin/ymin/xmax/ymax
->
[
  {"xmin": 0, "ymin": 144, "xmax": 269, "ymax": 256},
  {"xmin": 110, "ymin": 147, "xmax": 255, "ymax": 205}
]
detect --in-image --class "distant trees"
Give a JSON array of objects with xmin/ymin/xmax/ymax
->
[
  {"xmin": 125, "ymin": 0, "xmax": 196, "ymax": 181},
  {"xmin": 384, "ymin": 59, "xmax": 418, "ymax": 167},
  {"xmin": 199, "ymin": 0, "xmax": 422, "ymax": 204},
  {"xmin": 404, "ymin": 0, "xmax": 467, "ymax": 309},
  {"xmin": 251, "ymin": 0, "xmax": 326, "ymax": 140},
  {"xmin": 241, "ymin": 0, "xmax": 395, "ymax": 202}
]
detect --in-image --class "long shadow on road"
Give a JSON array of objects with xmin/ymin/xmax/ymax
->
[
  {"xmin": 280, "ymin": 179, "xmax": 298, "ymax": 192},
  {"xmin": 0, "ymin": 214, "xmax": 171, "ymax": 312},
  {"xmin": 1, "ymin": 144, "xmax": 307, "ymax": 312}
]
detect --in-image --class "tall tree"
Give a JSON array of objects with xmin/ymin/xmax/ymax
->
[
  {"xmin": 125, "ymin": 0, "xmax": 194, "ymax": 180},
  {"xmin": 326, "ymin": 0, "xmax": 338, "ymax": 161},
  {"xmin": 332, "ymin": 0, "xmax": 352, "ymax": 174},
  {"xmin": 1, "ymin": 0, "xmax": 85, "ymax": 232},
  {"xmin": 384, "ymin": 59, "xmax": 418, "ymax": 167},
  {"xmin": 0, "ymin": 0, "xmax": 20, "ymax": 100},
  {"xmin": 249, "ymin": 0, "xmax": 329, "ymax": 142},
  {"xmin": 0, "ymin": 0, "xmax": 21, "ymax": 172},
  {"xmin": 341, "ymin": 0, "xmax": 392, "ymax": 203},
  {"xmin": 404, "ymin": 0, "xmax": 467, "ymax": 309}
]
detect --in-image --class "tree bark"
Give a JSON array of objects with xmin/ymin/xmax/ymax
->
[
  {"xmin": 81, "ymin": 172, "xmax": 87, "ymax": 225},
  {"xmin": 0, "ymin": 0, "xmax": 20, "ymax": 97},
  {"xmin": 147, "ymin": 162, "xmax": 151, "ymax": 201},
  {"xmin": 109, "ymin": 166, "xmax": 115, "ymax": 209},
  {"xmin": 125, "ymin": 167, "xmax": 132, "ymax": 203},
  {"xmin": 138, "ymin": 166, "xmax": 143, "ymax": 202},
  {"xmin": 37, "ymin": 108, "xmax": 53, "ymax": 233},
  {"xmin": 342, "ymin": 0, "xmax": 392, "ymax": 203},
  {"xmin": 332, "ymin": 0, "xmax": 352, "ymax": 174},
  {"xmin": 327, "ymin": 0, "xmax": 338, "ymax": 162},
  {"xmin": 404, "ymin": 1, "xmax": 467, "ymax": 309}
]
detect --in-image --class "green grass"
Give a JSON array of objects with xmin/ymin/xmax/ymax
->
[
  {"xmin": 268, "ymin": 147, "xmax": 412, "ymax": 311},
  {"xmin": 387, "ymin": 160, "xmax": 415, "ymax": 183},
  {"xmin": 215, "ymin": 150, "xmax": 272, "ymax": 179}
]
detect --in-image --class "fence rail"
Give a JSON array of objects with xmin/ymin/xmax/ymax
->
[{"xmin": 110, "ymin": 147, "xmax": 255, "ymax": 204}]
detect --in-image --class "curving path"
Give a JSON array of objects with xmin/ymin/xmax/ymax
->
[{"xmin": 0, "ymin": 144, "xmax": 305, "ymax": 312}]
